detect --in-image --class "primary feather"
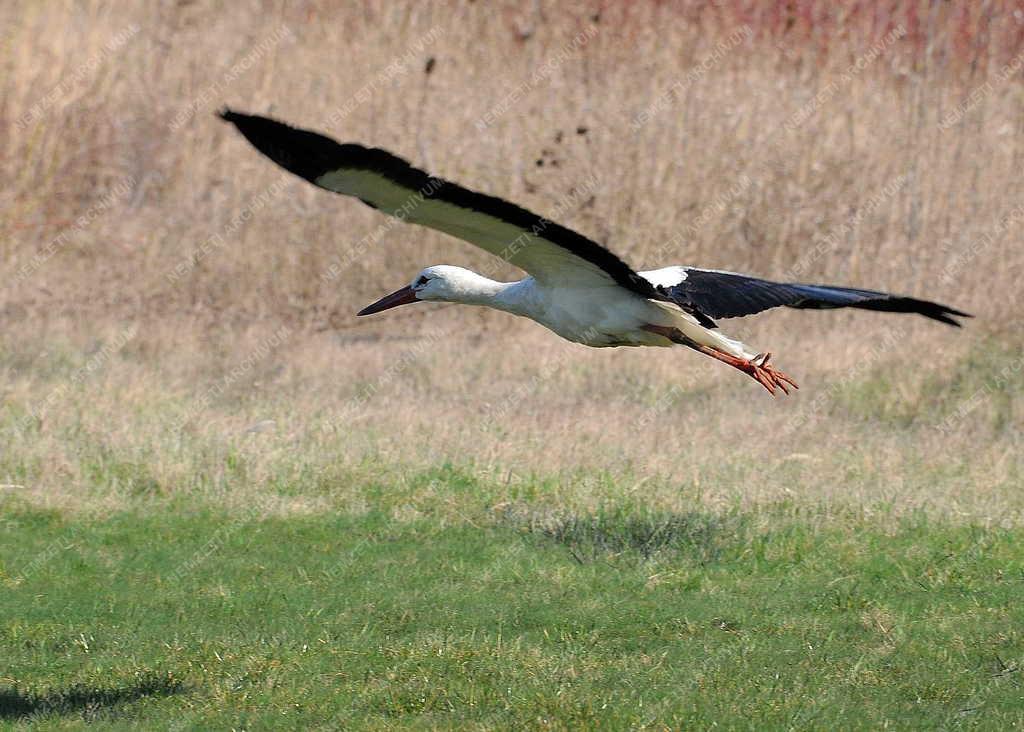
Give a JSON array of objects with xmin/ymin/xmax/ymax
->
[{"xmin": 644, "ymin": 266, "xmax": 971, "ymax": 327}]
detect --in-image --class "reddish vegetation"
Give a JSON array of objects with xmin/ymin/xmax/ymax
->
[{"xmin": 595, "ymin": 1, "xmax": 1024, "ymax": 76}]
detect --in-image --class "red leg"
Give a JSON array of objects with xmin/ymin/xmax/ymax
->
[
  {"xmin": 641, "ymin": 324, "xmax": 798, "ymax": 395},
  {"xmin": 695, "ymin": 347, "xmax": 799, "ymax": 396}
]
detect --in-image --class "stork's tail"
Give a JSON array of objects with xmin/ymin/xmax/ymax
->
[{"xmin": 649, "ymin": 301, "xmax": 759, "ymax": 360}]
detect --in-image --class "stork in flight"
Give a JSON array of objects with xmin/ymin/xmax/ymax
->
[{"xmin": 220, "ymin": 110, "xmax": 970, "ymax": 395}]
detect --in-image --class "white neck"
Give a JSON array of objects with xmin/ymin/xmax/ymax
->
[
  {"xmin": 432, "ymin": 268, "xmax": 534, "ymax": 317},
  {"xmin": 462, "ymin": 278, "xmax": 533, "ymax": 316}
]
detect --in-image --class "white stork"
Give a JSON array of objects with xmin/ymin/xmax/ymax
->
[{"xmin": 220, "ymin": 110, "xmax": 970, "ymax": 395}]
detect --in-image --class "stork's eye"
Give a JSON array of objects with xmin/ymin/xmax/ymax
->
[{"xmin": 415, "ymin": 276, "xmax": 429, "ymax": 287}]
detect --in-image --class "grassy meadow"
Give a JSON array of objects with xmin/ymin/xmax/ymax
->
[{"xmin": 2, "ymin": 1, "xmax": 1024, "ymax": 729}]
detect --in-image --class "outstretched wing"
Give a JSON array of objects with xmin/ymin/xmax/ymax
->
[
  {"xmin": 641, "ymin": 266, "xmax": 971, "ymax": 327},
  {"xmin": 220, "ymin": 109, "xmax": 661, "ymax": 298}
]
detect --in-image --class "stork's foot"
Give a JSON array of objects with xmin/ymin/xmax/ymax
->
[
  {"xmin": 748, "ymin": 352, "xmax": 799, "ymax": 396},
  {"xmin": 697, "ymin": 347, "xmax": 799, "ymax": 396}
]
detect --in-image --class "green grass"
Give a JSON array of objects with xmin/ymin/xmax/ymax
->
[{"xmin": 2, "ymin": 477, "xmax": 1023, "ymax": 730}]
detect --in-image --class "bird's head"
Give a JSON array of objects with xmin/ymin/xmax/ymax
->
[{"xmin": 356, "ymin": 265, "xmax": 488, "ymax": 315}]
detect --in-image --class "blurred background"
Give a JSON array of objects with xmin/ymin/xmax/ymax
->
[{"xmin": 2, "ymin": 1, "xmax": 1021, "ymax": 518}]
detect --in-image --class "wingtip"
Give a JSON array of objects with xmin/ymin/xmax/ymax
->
[
  {"xmin": 938, "ymin": 305, "xmax": 973, "ymax": 327},
  {"xmin": 908, "ymin": 298, "xmax": 973, "ymax": 327}
]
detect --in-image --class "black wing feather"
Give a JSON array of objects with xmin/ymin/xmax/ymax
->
[
  {"xmin": 218, "ymin": 109, "xmax": 663, "ymax": 300},
  {"xmin": 664, "ymin": 268, "xmax": 971, "ymax": 327}
]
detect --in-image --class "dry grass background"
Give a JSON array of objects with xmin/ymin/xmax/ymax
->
[{"xmin": 1, "ymin": 1, "xmax": 1022, "ymax": 520}]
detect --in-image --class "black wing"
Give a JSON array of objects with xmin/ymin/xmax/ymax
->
[
  {"xmin": 219, "ymin": 109, "xmax": 663, "ymax": 298},
  {"xmin": 662, "ymin": 268, "xmax": 971, "ymax": 327}
]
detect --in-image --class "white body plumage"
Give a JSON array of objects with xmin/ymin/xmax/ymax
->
[{"xmin": 412, "ymin": 265, "xmax": 756, "ymax": 358}]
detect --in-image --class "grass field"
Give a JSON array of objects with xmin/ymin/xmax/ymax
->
[
  {"xmin": 2, "ymin": 322, "xmax": 1022, "ymax": 729},
  {"xmin": 3, "ymin": 476, "xmax": 1024, "ymax": 729},
  {"xmin": 3, "ymin": 1, "xmax": 1024, "ymax": 729}
]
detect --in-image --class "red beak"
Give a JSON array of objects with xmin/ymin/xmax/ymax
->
[{"xmin": 356, "ymin": 285, "xmax": 419, "ymax": 316}]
